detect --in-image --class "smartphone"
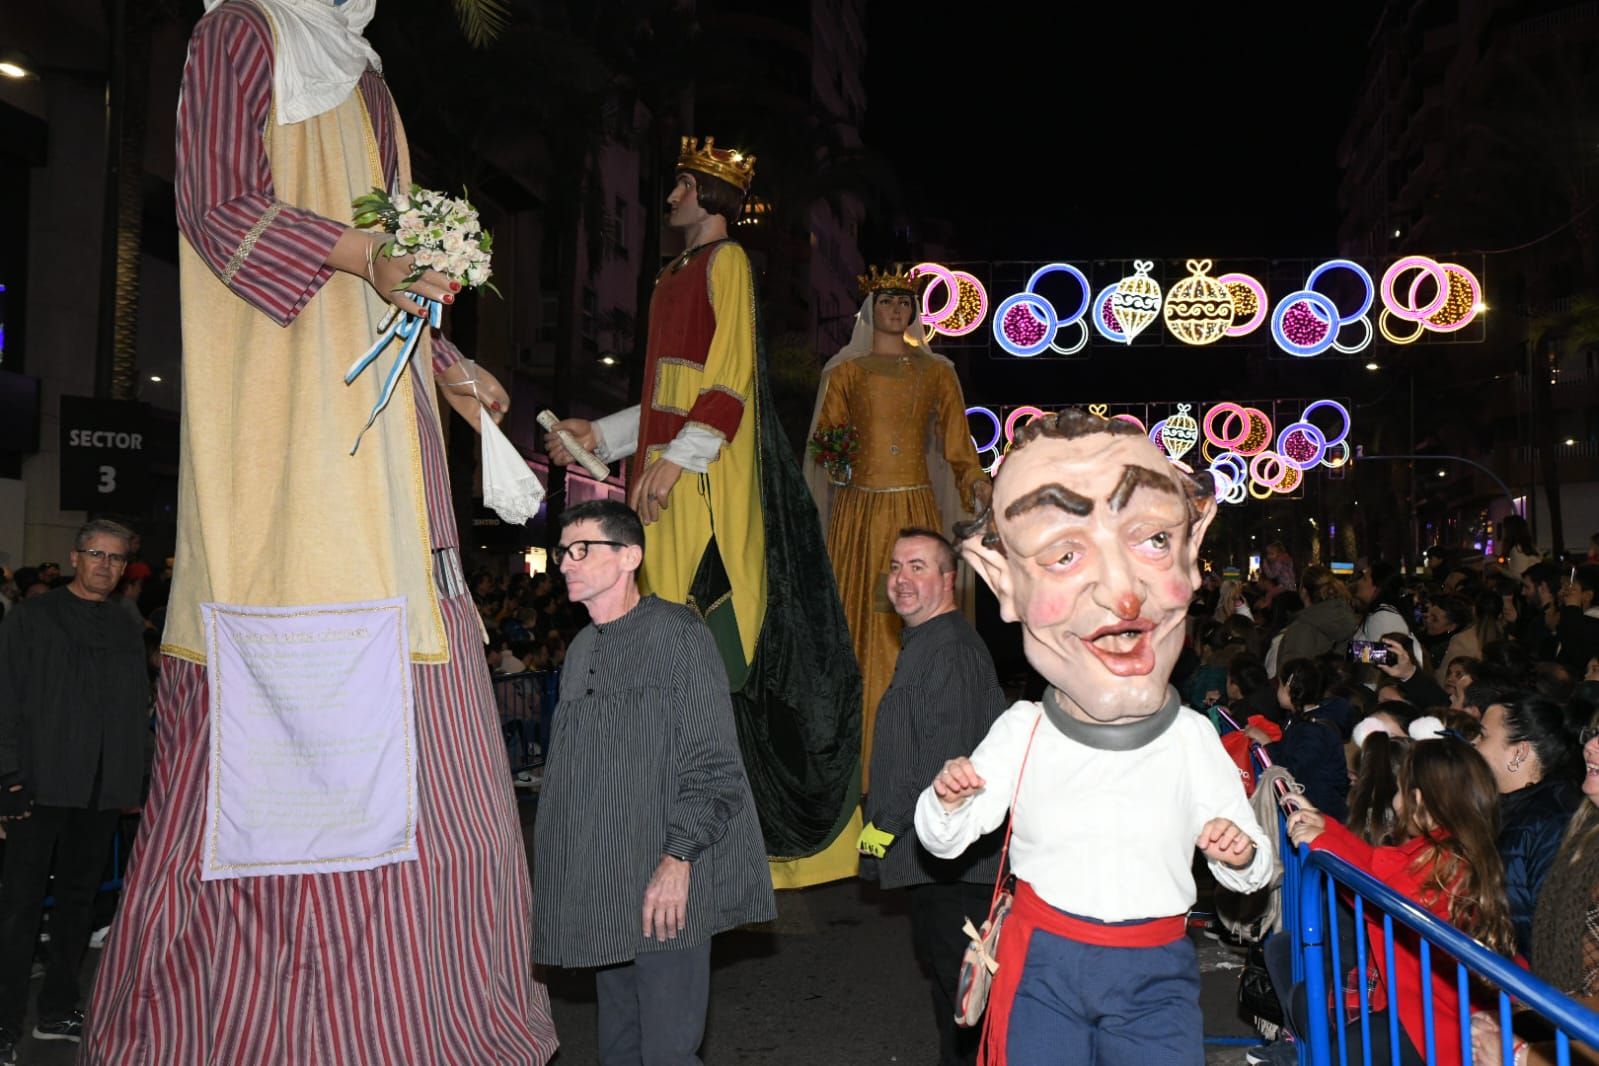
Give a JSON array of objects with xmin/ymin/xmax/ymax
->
[{"xmin": 1348, "ymin": 639, "xmax": 1397, "ymax": 666}]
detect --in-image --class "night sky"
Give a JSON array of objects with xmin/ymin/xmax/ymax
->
[{"xmin": 865, "ymin": 4, "xmax": 1384, "ymax": 260}]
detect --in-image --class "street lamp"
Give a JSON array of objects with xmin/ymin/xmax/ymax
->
[{"xmin": 0, "ymin": 51, "xmax": 35, "ymax": 80}]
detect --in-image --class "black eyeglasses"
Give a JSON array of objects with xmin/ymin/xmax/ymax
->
[
  {"xmin": 76, "ymin": 549, "xmax": 129, "ymax": 566},
  {"xmin": 553, "ymin": 540, "xmax": 625, "ymax": 565}
]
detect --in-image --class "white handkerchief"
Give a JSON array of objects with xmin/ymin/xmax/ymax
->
[{"xmin": 481, "ymin": 406, "xmax": 546, "ymax": 525}]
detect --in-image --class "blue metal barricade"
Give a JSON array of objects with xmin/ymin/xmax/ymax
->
[
  {"xmin": 1284, "ymin": 832, "xmax": 1599, "ymax": 1066},
  {"xmin": 491, "ymin": 671, "xmax": 544, "ymax": 774}
]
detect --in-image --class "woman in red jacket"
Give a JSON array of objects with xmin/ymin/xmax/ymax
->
[{"xmin": 1286, "ymin": 738, "xmax": 1517, "ymax": 1065}]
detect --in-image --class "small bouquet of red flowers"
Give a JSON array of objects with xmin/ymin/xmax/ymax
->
[{"xmin": 808, "ymin": 423, "xmax": 860, "ymax": 486}]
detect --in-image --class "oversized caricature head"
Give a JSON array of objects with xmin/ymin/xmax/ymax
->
[{"xmin": 958, "ymin": 409, "xmax": 1217, "ymax": 724}]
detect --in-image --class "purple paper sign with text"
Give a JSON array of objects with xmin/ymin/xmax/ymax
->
[{"xmin": 200, "ymin": 598, "xmax": 418, "ymax": 880}]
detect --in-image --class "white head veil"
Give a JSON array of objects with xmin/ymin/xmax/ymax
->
[
  {"xmin": 204, "ymin": 0, "xmax": 382, "ymax": 126},
  {"xmin": 801, "ymin": 294, "xmax": 968, "ymax": 538}
]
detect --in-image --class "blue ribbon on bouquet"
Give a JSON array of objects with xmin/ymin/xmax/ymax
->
[{"xmin": 344, "ymin": 297, "xmax": 444, "ymax": 455}]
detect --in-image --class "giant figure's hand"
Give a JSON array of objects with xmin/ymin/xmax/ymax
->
[
  {"xmin": 631, "ymin": 459, "xmax": 684, "ymax": 525},
  {"xmin": 368, "ymin": 241, "xmax": 460, "ymax": 319},
  {"xmin": 543, "ymin": 419, "xmax": 596, "ymax": 466},
  {"xmin": 437, "ymin": 361, "xmax": 507, "ymax": 430},
  {"xmin": 931, "ymin": 757, "xmax": 986, "ymax": 811},
  {"xmin": 642, "ymin": 855, "xmax": 691, "ymax": 943},
  {"xmin": 1196, "ymin": 817, "xmax": 1257, "ymax": 869}
]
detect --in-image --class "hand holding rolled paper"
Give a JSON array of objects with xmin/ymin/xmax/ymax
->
[{"xmin": 537, "ymin": 410, "xmax": 610, "ymax": 480}]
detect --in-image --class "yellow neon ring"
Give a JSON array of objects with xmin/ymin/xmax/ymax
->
[
  {"xmin": 1248, "ymin": 480, "xmax": 1275, "ymax": 500},
  {"xmin": 1378, "ymin": 308, "xmax": 1425, "ymax": 345}
]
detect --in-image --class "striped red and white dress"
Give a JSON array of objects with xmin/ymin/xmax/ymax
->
[{"xmin": 81, "ymin": 5, "xmax": 556, "ymax": 1063}]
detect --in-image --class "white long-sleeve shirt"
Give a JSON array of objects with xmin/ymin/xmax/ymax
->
[
  {"xmin": 914, "ymin": 698, "xmax": 1274, "ymax": 923},
  {"xmin": 592, "ymin": 405, "xmax": 724, "ymax": 474}
]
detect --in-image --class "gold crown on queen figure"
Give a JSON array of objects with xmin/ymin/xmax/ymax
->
[
  {"xmin": 677, "ymin": 136, "xmax": 756, "ymax": 193},
  {"xmin": 857, "ymin": 263, "xmax": 923, "ymax": 298}
]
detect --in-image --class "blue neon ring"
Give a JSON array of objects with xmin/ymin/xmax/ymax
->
[
  {"xmin": 1091, "ymin": 284, "xmax": 1127, "ymax": 343},
  {"xmin": 1305, "ymin": 259, "xmax": 1375, "ymax": 325},
  {"xmin": 1271, "ymin": 290, "xmax": 1341, "ymax": 357},
  {"xmin": 966, "ymin": 405, "xmax": 1002, "ymax": 454},
  {"xmin": 1300, "ymin": 399, "xmax": 1351, "ymax": 449},
  {"xmin": 1276, "ymin": 421, "xmax": 1328, "ymax": 470},
  {"xmin": 1212, "ymin": 450, "xmax": 1248, "ymax": 481},
  {"xmin": 1149, "ymin": 418, "xmax": 1168, "ymax": 450},
  {"xmin": 993, "ymin": 293, "xmax": 1058, "ymax": 357},
  {"xmin": 1025, "ymin": 263, "xmax": 1091, "ymax": 327}
]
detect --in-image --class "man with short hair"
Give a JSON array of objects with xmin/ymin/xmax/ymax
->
[
  {"xmin": 1351, "ymin": 561, "xmax": 1423, "ymax": 670},
  {"xmin": 858, "ymin": 528, "xmax": 1005, "ymax": 1066},
  {"xmin": 0, "ymin": 520, "xmax": 151, "ymax": 1059},
  {"xmin": 534, "ymin": 499, "xmax": 774, "ymax": 1065},
  {"xmin": 1555, "ymin": 564, "xmax": 1599, "ymax": 677},
  {"xmin": 1519, "ymin": 562, "xmax": 1561, "ymax": 660}
]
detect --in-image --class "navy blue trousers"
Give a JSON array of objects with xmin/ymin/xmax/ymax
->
[{"xmin": 1005, "ymin": 929, "xmax": 1203, "ymax": 1065}]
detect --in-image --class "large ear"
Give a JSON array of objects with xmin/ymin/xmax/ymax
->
[
  {"xmin": 1184, "ymin": 492, "xmax": 1218, "ymax": 592},
  {"xmin": 960, "ymin": 534, "xmax": 1019, "ymax": 623}
]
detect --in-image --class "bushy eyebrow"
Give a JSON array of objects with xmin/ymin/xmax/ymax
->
[
  {"xmin": 1108, "ymin": 464, "xmax": 1180, "ymax": 512},
  {"xmin": 1004, "ymin": 483, "xmax": 1094, "ymax": 520}
]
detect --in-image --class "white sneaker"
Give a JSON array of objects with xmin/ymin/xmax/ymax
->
[
  {"xmin": 89, "ymin": 925, "xmax": 111, "ymax": 949},
  {"xmin": 513, "ymin": 770, "xmax": 543, "ymax": 792}
]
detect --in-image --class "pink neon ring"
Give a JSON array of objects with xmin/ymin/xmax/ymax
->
[
  {"xmin": 1113, "ymin": 413, "xmax": 1147, "ymax": 434},
  {"xmin": 1004, "ymin": 405, "xmax": 1046, "ymax": 443},
  {"xmin": 1218, "ymin": 273, "xmax": 1269, "ymax": 338},
  {"xmin": 913, "ymin": 262, "xmax": 960, "ymax": 324},
  {"xmin": 1249, "ymin": 450, "xmax": 1292, "ymax": 491},
  {"xmin": 1381, "ymin": 256, "xmax": 1449, "ymax": 322},
  {"xmin": 1203, "ymin": 402, "xmax": 1250, "ymax": 449}
]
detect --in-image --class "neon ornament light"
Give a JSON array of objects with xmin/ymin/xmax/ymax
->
[
  {"xmin": 965, "ymin": 405, "xmax": 1002, "ymax": 454},
  {"xmin": 1160, "ymin": 404, "xmax": 1200, "ymax": 461},
  {"xmin": 1235, "ymin": 408, "xmax": 1274, "ymax": 457},
  {"xmin": 1004, "ymin": 405, "xmax": 1047, "ymax": 443},
  {"xmin": 1378, "ymin": 308, "xmax": 1425, "ymax": 345},
  {"xmin": 1331, "ymin": 315, "xmax": 1374, "ymax": 355},
  {"xmin": 1271, "ymin": 290, "xmax": 1340, "ymax": 357},
  {"xmin": 1275, "ymin": 421, "xmax": 1328, "ymax": 470},
  {"xmin": 1162, "ymin": 259, "xmax": 1235, "ymax": 346},
  {"xmin": 1321, "ymin": 440, "xmax": 1351, "ymax": 469},
  {"xmin": 914, "ymin": 262, "xmax": 959, "ymax": 322},
  {"xmin": 1203, "ymin": 402, "xmax": 1250, "ymax": 449},
  {"xmin": 1299, "ymin": 399, "xmax": 1351, "ymax": 449},
  {"xmin": 1417, "ymin": 263, "xmax": 1481, "ymax": 332},
  {"xmin": 1380, "ymin": 256, "xmax": 1449, "ymax": 321},
  {"xmin": 916, "ymin": 263, "xmax": 988, "ymax": 337},
  {"xmin": 1113, "ymin": 413, "xmax": 1148, "ymax": 434},
  {"xmin": 1021, "ymin": 264, "xmax": 1094, "ymax": 355},
  {"xmin": 1109, "ymin": 260, "xmax": 1162, "ymax": 343},
  {"xmin": 1218, "ymin": 273, "xmax": 1268, "ymax": 337},
  {"xmin": 1305, "ymin": 259, "xmax": 1375, "ymax": 324},
  {"xmin": 1092, "ymin": 284, "xmax": 1128, "ymax": 343},
  {"xmin": 993, "ymin": 293, "xmax": 1055, "ymax": 357}
]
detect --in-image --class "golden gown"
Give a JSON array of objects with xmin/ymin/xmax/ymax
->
[{"xmin": 814, "ymin": 350, "xmax": 987, "ymax": 786}]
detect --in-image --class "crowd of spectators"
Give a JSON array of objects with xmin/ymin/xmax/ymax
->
[
  {"xmin": 469, "ymin": 567, "xmax": 583, "ymax": 677},
  {"xmin": 1177, "ymin": 531, "xmax": 1599, "ymax": 1065}
]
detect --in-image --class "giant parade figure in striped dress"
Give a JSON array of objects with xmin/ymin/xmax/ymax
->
[
  {"xmin": 545, "ymin": 138, "xmax": 862, "ymax": 889},
  {"xmin": 81, "ymin": 2, "xmax": 556, "ymax": 1062}
]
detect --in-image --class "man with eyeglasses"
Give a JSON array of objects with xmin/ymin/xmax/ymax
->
[
  {"xmin": 534, "ymin": 499, "xmax": 774, "ymax": 1065},
  {"xmin": 0, "ymin": 519, "xmax": 151, "ymax": 1059}
]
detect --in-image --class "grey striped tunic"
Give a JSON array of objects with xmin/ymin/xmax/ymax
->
[
  {"xmin": 533, "ymin": 595, "xmax": 775, "ymax": 968},
  {"xmin": 865, "ymin": 610, "xmax": 1007, "ymax": 890}
]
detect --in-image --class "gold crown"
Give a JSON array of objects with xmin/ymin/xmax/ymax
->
[
  {"xmin": 677, "ymin": 136, "xmax": 756, "ymax": 193},
  {"xmin": 857, "ymin": 263, "xmax": 923, "ymax": 297}
]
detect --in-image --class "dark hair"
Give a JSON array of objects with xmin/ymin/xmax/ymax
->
[
  {"xmin": 1429, "ymin": 593, "xmax": 1473, "ymax": 631},
  {"xmin": 1228, "ymin": 652, "xmax": 1269, "ymax": 696},
  {"xmin": 1374, "ymin": 699, "xmax": 1418, "ymax": 730},
  {"xmin": 1277, "ymin": 658, "xmax": 1324, "ymax": 716},
  {"xmin": 896, "ymin": 527, "xmax": 957, "ymax": 573},
  {"xmin": 1300, "ymin": 565, "xmax": 1351, "ymax": 605},
  {"xmin": 1498, "ymin": 694, "xmax": 1579, "ymax": 782},
  {"xmin": 1329, "ymin": 680, "xmax": 1374, "ymax": 720},
  {"xmin": 1349, "ymin": 732, "xmax": 1410, "ymax": 845},
  {"xmin": 1480, "ymin": 640, "xmax": 1533, "ymax": 684},
  {"xmin": 1576, "ymin": 565, "xmax": 1599, "ymax": 598},
  {"xmin": 954, "ymin": 408, "xmax": 1214, "ymax": 549},
  {"xmin": 557, "ymin": 499, "xmax": 645, "ymax": 549},
  {"xmin": 1523, "ymin": 562, "xmax": 1558, "ymax": 594},
  {"xmin": 1501, "ymin": 514, "xmax": 1534, "ymax": 555},
  {"xmin": 1445, "ymin": 655, "xmax": 1481, "ymax": 680},
  {"xmin": 678, "ymin": 169, "xmax": 746, "ymax": 224},
  {"xmin": 1462, "ymin": 677, "xmax": 1522, "ymax": 715},
  {"xmin": 1398, "ymin": 740, "xmax": 1517, "ymax": 954},
  {"xmin": 1533, "ymin": 661, "xmax": 1576, "ymax": 703}
]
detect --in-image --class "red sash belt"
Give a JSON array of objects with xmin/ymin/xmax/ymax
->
[{"xmin": 980, "ymin": 879, "xmax": 1187, "ymax": 1065}]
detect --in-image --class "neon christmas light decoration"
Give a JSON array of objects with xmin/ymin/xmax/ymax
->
[
  {"xmin": 1330, "ymin": 315, "xmax": 1374, "ymax": 355},
  {"xmin": 1163, "ymin": 260, "xmax": 1235, "ymax": 346},
  {"xmin": 1275, "ymin": 422, "xmax": 1328, "ymax": 470},
  {"xmin": 1092, "ymin": 284, "xmax": 1128, "ymax": 343},
  {"xmin": 1299, "ymin": 400, "xmax": 1351, "ymax": 449},
  {"xmin": 1109, "ymin": 261, "xmax": 1161, "ymax": 343},
  {"xmin": 993, "ymin": 293, "xmax": 1056, "ymax": 357},
  {"xmin": 1418, "ymin": 263, "xmax": 1481, "ymax": 332},
  {"xmin": 1203, "ymin": 402, "xmax": 1251, "ymax": 449},
  {"xmin": 1378, "ymin": 308, "xmax": 1425, "ymax": 345},
  {"xmin": 1235, "ymin": 408, "xmax": 1274, "ymax": 457},
  {"xmin": 1218, "ymin": 273, "xmax": 1268, "ymax": 337},
  {"xmin": 1004, "ymin": 405, "xmax": 1047, "ymax": 442},
  {"xmin": 1023, "ymin": 263, "xmax": 1094, "ymax": 355},
  {"xmin": 915, "ymin": 262, "xmax": 988, "ymax": 336},
  {"xmin": 1271, "ymin": 290, "xmax": 1340, "ymax": 357},
  {"xmin": 965, "ymin": 405, "xmax": 1002, "ymax": 454},
  {"xmin": 1160, "ymin": 404, "xmax": 1200, "ymax": 461},
  {"xmin": 1305, "ymin": 259, "xmax": 1375, "ymax": 324},
  {"xmin": 1381, "ymin": 256, "xmax": 1449, "ymax": 321}
]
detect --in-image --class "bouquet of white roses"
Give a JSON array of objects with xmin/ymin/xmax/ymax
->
[
  {"xmin": 343, "ymin": 185, "xmax": 497, "ymax": 453},
  {"xmin": 352, "ymin": 185, "xmax": 499, "ymax": 295}
]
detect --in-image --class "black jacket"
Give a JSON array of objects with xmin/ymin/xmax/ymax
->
[
  {"xmin": 1499, "ymin": 777, "xmax": 1580, "ymax": 958},
  {"xmin": 1265, "ymin": 710, "xmax": 1349, "ymax": 822},
  {"xmin": 0, "ymin": 587, "xmax": 150, "ymax": 808}
]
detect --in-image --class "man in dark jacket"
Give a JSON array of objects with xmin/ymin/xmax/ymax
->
[
  {"xmin": 1555, "ymin": 565, "xmax": 1599, "ymax": 679},
  {"xmin": 859, "ymin": 529, "xmax": 1006, "ymax": 1066},
  {"xmin": 0, "ymin": 520, "xmax": 150, "ymax": 1057}
]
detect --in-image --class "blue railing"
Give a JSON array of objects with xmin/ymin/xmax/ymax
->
[
  {"xmin": 1285, "ymin": 835, "xmax": 1599, "ymax": 1066},
  {"xmin": 491, "ymin": 668, "xmax": 558, "ymax": 775}
]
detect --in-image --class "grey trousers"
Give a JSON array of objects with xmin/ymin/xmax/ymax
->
[{"xmin": 595, "ymin": 940, "xmax": 712, "ymax": 1066}]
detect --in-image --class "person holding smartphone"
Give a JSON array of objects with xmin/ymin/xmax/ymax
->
[{"xmin": 1372, "ymin": 634, "xmax": 1449, "ymax": 708}]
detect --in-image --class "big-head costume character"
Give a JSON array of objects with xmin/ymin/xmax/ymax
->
[
  {"xmin": 913, "ymin": 410, "xmax": 1273, "ymax": 1065},
  {"xmin": 555, "ymin": 137, "xmax": 861, "ymax": 887},
  {"xmin": 81, "ymin": 2, "xmax": 555, "ymax": 1061}
]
